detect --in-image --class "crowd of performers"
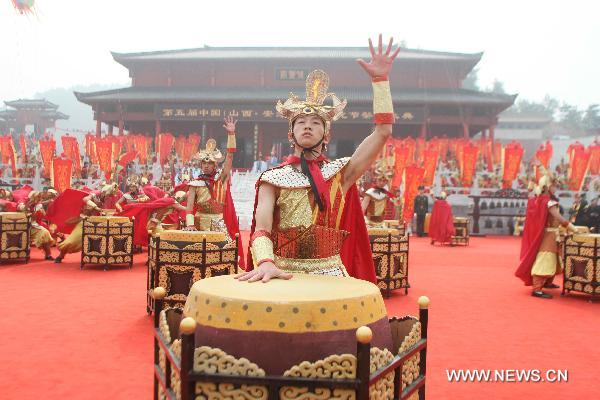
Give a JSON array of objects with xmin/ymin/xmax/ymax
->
[{"xmin": 0, "ymin": 35, "xmax": 464, "ymax": 274}]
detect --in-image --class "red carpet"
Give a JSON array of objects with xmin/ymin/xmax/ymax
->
[{"xmin": 1, "ymin": 236, "xmax": 598, "ymax": 399}]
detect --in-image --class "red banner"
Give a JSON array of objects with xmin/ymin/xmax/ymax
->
[
  {"xmin": 589, "ymin": 142, "xmax": 600, "ymax": 176},
  {"xmin": 392, "ymin": 142, "xmax": 411, "ymax": 189},
  {"xmin": 461, "ymin": 142, "xmax": 479, "ymax": 187},
  {"xmin": 175, "ymin": 135, "xmax": 186, "ymax": 161},
  {"xmin": 61, "ymin": 135, "xmax": 82, "ymax": 176},
  {"xmin": 422, "ymin": 148, "xmax": 439, "ymax": 186},
  {"xmin": 95, "ymin": 138, "xmax": 114, "ymax": 180},
  {"xmin": 39, "ymin": 139, "xmax": 56, "ymax": 178},
  {"xmin": 132, "ymin": 135, "xmax": 149, "ymax": 164},
  {"xmin": 502, "ymin": 142, "xmax": 524, "ymax": 189},
  {"xmin": 52, "ymin": 157, "xmax": 72, "ymax": 193},
  {"xmin": 158, "ymin": 133, "xmax": 175, "ymax": 165},
  {"xmin": 19, "ymin": 134, "xmax": 27, "ymax": 163},
  {"xmin": 569, "ymin": 148, "xmax": 591, "ymax": 191},
  {"xmin": 0, "ymin": 136, "xmax": 17, "ymax": 177},
  {"xmin": 402, "ymin": 164, "xmax": 425, "ymax": 223},
  {"xmin": 185, "ymin": 134, "xmax": 201, "ymax": 163},
  {"xmin": 534, "ymin": 142, "xmax": 553, "ymax": 181},
  {"xmin": 493, "ymin": 142, "xmax": 502, "ymax": 166}
]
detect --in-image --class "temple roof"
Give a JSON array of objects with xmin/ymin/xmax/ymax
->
[
  {"xmin": 75, "ymin": 86, "xmax": 516, "ymax": 109},
  {"xmin": 112, "ymin": 46, "xmax": 482, "ymax": 65},
  {"xmin": 4, "ymin": 98, "xmax": 59, "ymax": 110},
  {"xmin": 0, "ymin": 108, "xmax": 68, "ymax": 120}
]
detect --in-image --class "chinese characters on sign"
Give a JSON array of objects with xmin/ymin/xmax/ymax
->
[
  {"xmin": 156, "ymin": 105, "xmax": 425, "ymax": 124},
  {"xmin": 276, "ymin": 69, "xmax": 308, "ymax": 81}
]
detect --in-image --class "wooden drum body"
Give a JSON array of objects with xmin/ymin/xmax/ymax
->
[
  {"xmin": 81, "ymin": 216, "xmax": 134, "ymax": 270},
  {"xmin": 0, "ymin": 212, "xmax": 31, "ymax": 264},
  {"xmin": 563, "ymin": 233, "xmax": 600, "ymax": 301},
  {"xmin": 368, "ymin": 228, "xmax": 410, "ymax": 297}
]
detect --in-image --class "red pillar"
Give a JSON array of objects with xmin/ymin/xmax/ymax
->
[
  {"xmin": 420, "ymin": 123, "xmax": 427, "ymax": 140},
  {"xmin": 155, "ymin": 120, "xmax": 161, "ymax": 154},
  {"xmin": 96, "ymin": 119, "xmax": 102, "ymax": 137},
  {"xmin": 462, "ymin": 122, "xmax": 469, "ymax": 139},
  {"xmin": 118, "ymin": 119, "xmax": 124, "ymax": 136}
]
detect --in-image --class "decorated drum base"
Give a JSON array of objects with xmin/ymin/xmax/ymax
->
[{"xmin": 183, "ymin": 274, "xmax": 393, "ymax": 375}]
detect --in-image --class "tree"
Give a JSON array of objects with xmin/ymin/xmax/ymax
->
[
  {"xmin": 489, "ymin": 79, "xmax": 506, "ymax": 94},
  {"xmin": 582, "ymin": 104, "xmax": 600, "ymax": 131},
  {"xmin": 463, "ymin": 67, "xmax": 479, "ymax": 90}
]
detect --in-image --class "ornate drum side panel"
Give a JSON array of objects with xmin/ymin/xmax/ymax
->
[
  {"xmin": 0, "ymin": 214, "xmax": 30, "ymax": 261},
  {"xmin": 564, "ymin": 235, "xmax": 600, "ymax": 296},
  {"xmin": 370, "ymin": 233, "xmax": 409, "ymax": 295},
  {"xmin": 82, "ymin": 218, "xmax": 134, "ymax": 267}
]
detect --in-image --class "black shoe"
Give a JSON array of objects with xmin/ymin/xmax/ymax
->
[
  {"xmin": 54, "ymin": 257, "xmax": 63, "ymax": 264},
  {"xmin": 532, "ymin": 291, "xmax": 553, "ymax": 299},
  {"xmin": 45, "ymin": 255, "xmax": 54, "ymax": 261},
  {"xmin": 544, "ymin": 283, "xmax": 560, "ymax": 289}
]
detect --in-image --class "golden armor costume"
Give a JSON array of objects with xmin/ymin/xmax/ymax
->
[
  {"xmin": 248, "ymin": 69, "xmax": 395, "ymax": 282},
  {"xmin": 186, "ymin": 139, "xmax": 233, "ymax": 233},
  {"xmin": 363, "ymin": 158, "xmax": 395, "ymax": 228}
]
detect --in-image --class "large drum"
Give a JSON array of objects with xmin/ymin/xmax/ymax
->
[
  {"xmin": 0, "ymin": 212, "xmax": 30, "ymax": 263},
  {"xmin": 81, "ymin": 215, "xmax": 134, "ymax": 270},
  {"xmin": 563, "ymin": 233, "xmax": 600, "ymax": 301},
  {"xmin": 183, "ymin": 274, "xmax": 393, "ymax": 375}
]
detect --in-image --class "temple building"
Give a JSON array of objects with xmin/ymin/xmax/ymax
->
[
  {"xmin": 0, "ymin": 99, "xmax": 69, "ymax": 136},
  {"xmin": 75, "ymin": 46, "xmax": 516, "ymax": 167}
]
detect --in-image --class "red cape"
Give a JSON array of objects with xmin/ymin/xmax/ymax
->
[
  {"xmin": 11, "ymin": 185, "xmax": 33, "ymax": 204},
  {"xmin": 46, "ymin": 188, "xmax": 89, "ymax": 234},
  {"xmin": 429, "ymin": 199, "xmax": 455, "ymax": 243},
  {"xmin": 222, "ymin": 180, "xmax": 244, "ymax": 270},
  {"xmin": 0, "ymin": 199, "xmax": 17, "ymax": 211},
  {"xmin": 117, "ymin": 197, "xmax": 176, "ymax": 247},
  {"xmin": 246, "ymin": 166, "xmax": 376, "ymax": 283},
  {"xmin": 519, "ymin": 196, "xmax": 537, "ymax": 260},
  {"xmin": 515, "ymin": 194, "xmax": 550, "ymax": 286},
  {"xmin": 142, "ymin": 184, "xmax": 167, "ymax": 201}
]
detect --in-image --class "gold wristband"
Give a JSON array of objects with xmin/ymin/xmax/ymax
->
[
  {"xmin": 227, "ymin": 133, "xmax": 236, "ymax": 153},
  {"xmin": 372, "ymin": 80, "xmax": 395, "ymax": 124},
  {"xmin": 251, "ymin": 236, "xmax": 275, "ymax": 265}
]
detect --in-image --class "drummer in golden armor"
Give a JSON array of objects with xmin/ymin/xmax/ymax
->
[
  {"xmin": 184, "ymin": 117, "xmax": 237, "ymax": 233},
  {"xmin": 26, "ymin": 190, "xmax": 55, "ymax": 260},
  {"xmin": 362, "ymin": 157, "xmax": 395, "ymax": 228},
  {"xmin": 115, "ymin": 177, "xmax": 150, "ymax": 213},
  {"xmin": 237, "ymin": 35, "xmax": 400, "ymax": 283}
]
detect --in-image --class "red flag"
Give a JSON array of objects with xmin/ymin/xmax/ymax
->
[
  {"xmin": 461, "ymin": 142, "xmax": 478, "ymax": 187},
  {"xmin": 95, "ymin": 138, "xmax": 114, "ymax": 180},
  {"xmin": 19, "ymin": 134, "xmax": 27, "ymax": 162},
  {"xmin": 118, "ymin": 150, "xmax": 138, "ymax": 167},
  {"xmin": 392, "ymin": 141, "xmax": 411, "ymax": 189},
  {"xmin": 568, "ymin": 147, "xmax": 591, "ymax": 191},
  {"xmin": 422, "ymin": 147, "xmax": 439, "ymax": 186},
  {"xmin": 39, "ymin": 138, "xmax": 56, "ymax": 178},
  {"xmin": 502, "ymin": 142, "xmax": 524, "ymax": 189},
  {"xmin": 52, "ymin": 157, "xmax": 73, "ymax": 193},
  {"xmin": 588, "ymin": 142, "xmax": 600, "ymax": 176},
  {"xmin": 402, "ymin": 164, "xmax": 425, "ymax": 223},
  {"xmin": 158, "ymin": 133, "xmax": 175, "ymax": 165}
]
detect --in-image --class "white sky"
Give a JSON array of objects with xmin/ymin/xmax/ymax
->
[{"xmin": 1, "ymin": 0, "xmax": 599, "ymax": 111}]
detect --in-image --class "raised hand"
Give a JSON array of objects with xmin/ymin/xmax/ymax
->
[
  {"xmin": 223, "ymin": 116, "xmax": 237, "ymax": 134},
  {"xmin": 357, "ymin": 34, "xmax": 401, "ymax": 79}
]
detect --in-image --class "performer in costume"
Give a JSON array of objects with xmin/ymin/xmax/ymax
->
[
  {"xmin": 115, "ymin": 180, "xmax": 150, "ymax": 212},
  {"xmin": 141, "ymin": 176, "xmax": 167, "ymax": 201},
  {"xmin": 237, "ymin": 34, "xmax": 400, "ymax": 283},
  {"xmin": 515, "ymin": 173, "xmax": 583, "ymax": 298},
  {"xmin": 362, "ymin": 157, "xmax": 395, "ymax": 228},
  {"xmin": 26, "ymin": 191, "xmax": 55, "ymax": 260},
  {"xmin": 184, "ymin": 116, "xmax": 237, "ymax": 233},
  {"xmin": 50, "ymin": 185, "xmax": 117, "ymax": 263},
  {"xmin": 429, "ymin": 191, "xmax": 455, "ymax": 245},
  {"xmin": 117, "ymin": 191, "xmax": 188, "ymax": 247}
]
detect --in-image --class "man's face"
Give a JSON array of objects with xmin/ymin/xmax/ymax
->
[
  {"xmin": 201, "ymin": 161, "xmax": 216, "ymax": 175},
  {"xmin": 375, "ymin": 177, "xmax": 388, "ymax": 188},
  {"xmin": 290, "ymin": 115, "xmax": 327, "ymax": 150}
]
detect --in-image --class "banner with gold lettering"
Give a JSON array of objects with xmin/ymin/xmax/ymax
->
[
  {"xmin": 588, "ymin": 142, "xmax": 600, "ymax": 176},
  {"xmin": 402, "ymin": 164, "xmax": 425, "ymax": 223},
  {"xmin": 185, "ymin": 134, "xmax": 201, "ymax": 163},
  {"xmin": 19, "ymin": 134, "xmax": 27, "ymax": 163},
  {"xmin": 534, "ymin": 142, "xmax": 553, "ymax": 181},
  {"xmin": 158, "ymin": 133, "xmax": 174, "ymax": 165},
  {"xmin": 422, "ymin": 147, "xmax": 439, "ymax": 186},
  {"xmin": 0, "ymin": 136, "xmax": 17, "ymax": 177},
  {"xmin": 132, "ymin": 135, "xmax": 149, "ymax": 164},
  {"xmin": 175, "ymin": 135, "xmax": 186, "ymax": 161},
  {"xmin": 39, "ymin": 138, "xmax": 56, "ymax": 178},
  {"xmin": 51, "ymin": 157, "xmax": 72, "ymax": 193},
  {"xmin": 502, "ymin": 142, "xmax": 524, "ymax": 189},
  {"xmin": 461, "ymin": 142, "xmax": 478, "ymax": 187},
  {"xmin": 392, "ymin": 141, "xmax": 411, "ymax": 189},
  {"xmin": 493, "ymin": 141, "xmax": 502, "ymax": 166},
  {"xmin": 61, "ymin": 135, "xmax": 82, "ymax": 176},
  {"xmin": 568, "ymin": 147, "xmax": 591, "ymax": 191},
  {"xmin": 95, "ymin": 138, "xmax": 114, "ymax": 180}
]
